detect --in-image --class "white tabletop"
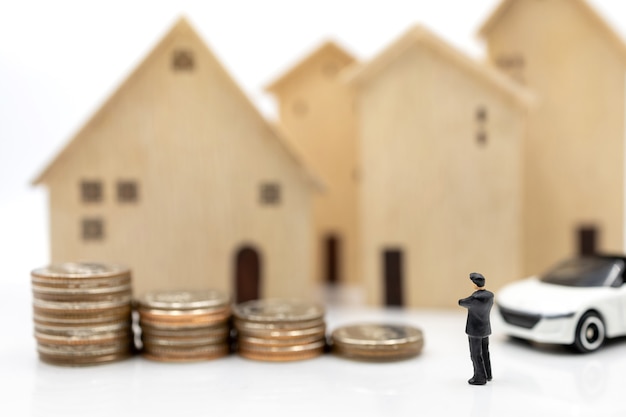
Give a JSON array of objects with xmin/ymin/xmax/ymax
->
[{"xmin": 3, "ymin": 277, "xmax": 626, "ymax": 417}]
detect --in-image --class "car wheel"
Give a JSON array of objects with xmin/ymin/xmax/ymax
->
[{"xmin": 573, "ymin": 312, "xmax": 605, "ymax": 353}]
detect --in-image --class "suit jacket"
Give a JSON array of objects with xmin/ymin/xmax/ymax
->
[{"xmin": 459, "ymin": 289, "xmax": 494, "ymax": 337}]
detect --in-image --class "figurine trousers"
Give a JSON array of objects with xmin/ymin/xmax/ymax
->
[{"xmin": 468, "ymin": 336, "xmax": 492, "ymax": 382}]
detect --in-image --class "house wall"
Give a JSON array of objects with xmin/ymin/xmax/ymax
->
[
  {"xmin": 357, "ymin": 44, "xmax": 525, "ymax": 308},
  {"xmin": 44, "ymin": 24, "xmax": 314, "ymax": 299},
  {"xmin": 270, "ymin": 48, "xmax": 360, "ymax": 287},
  {"xmin": 484, "ymin": 0, "xmax": 626, "ymax": 275}
]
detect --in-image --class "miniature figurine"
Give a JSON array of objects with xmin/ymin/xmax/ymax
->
[{"xmin": 459, "ymin": 272, "xmax": 494, "ymax": 385}]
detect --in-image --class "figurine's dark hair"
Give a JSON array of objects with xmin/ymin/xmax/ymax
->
[{"xmin": 469, "ymin": 272, "xmax": 485, "ymax": 287}]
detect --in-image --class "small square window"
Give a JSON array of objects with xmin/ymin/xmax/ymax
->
[
  {"xmin": 172, "ymin": 49, "xmax": 194, "ymax": 71},
  {"xmin": 260, "ymin": 183, "xmax": 281, "ymax": 205},
  {"xmin": 117, "ymin": 181, "xmax": 138, "ymax": 203},
  {"xmin": 82, "ymin": 218, "xmax": 104, "ymax": 241},
  {"xmin": 81, "ymin": 181, "xmax": 102, "ymax": 203},
  {"xmin": 476, "ymin": 107, "xmax": 487, "ymax": 122},
  {"xmin": 477, "ymin": 131, "xmax": 488, "ymax": 146}
]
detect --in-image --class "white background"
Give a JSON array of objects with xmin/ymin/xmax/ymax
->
[{"xmin": 3, "ymin": 1, "xmax": 626, "ymax": 415}]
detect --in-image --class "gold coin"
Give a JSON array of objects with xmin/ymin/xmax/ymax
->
[
  {"xmin": 238, "ymin": 334, "xmax": 325, "ymax": 348},
  {"xmin": 140, "ymin": 323, "xmax": 229, "ymax": 339},
  {"xmin": 238, "ymin": 347, "xmax": 324, "ymax": 362},
  {"xmin": 143, "ymin": 347, "xmax": 229, "ymax": 362},
  {"xmin": 236, "ymin": 323, "xmax": 326, "ymax": 340},
  {"xmin": 142, "ymin": 335, "xmax": 228, "ymax": 347},
  {"xmin": 331, "ymin": 324, "xmax": 423, "ymax": 361}
]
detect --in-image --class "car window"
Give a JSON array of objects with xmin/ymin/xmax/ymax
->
[{"xmin": 541, "ymin": 258, "xmax": 624, "ymax": 287}]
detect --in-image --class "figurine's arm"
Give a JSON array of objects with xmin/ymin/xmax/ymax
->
[{"xmin": 458, "ymin": 296, "xmax": 472, "ymax": 308}]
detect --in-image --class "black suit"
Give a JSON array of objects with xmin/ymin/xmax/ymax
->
[{"xmin": 459, "ymin": 289, "xmax": 494, "ymax": 383}]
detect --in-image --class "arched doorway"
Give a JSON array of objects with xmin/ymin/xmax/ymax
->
[
  {"xmin": 235, "ymin": 246, "xmax": 261, "ymax": 303},
  {"xmin": 383, "ymin": 248, "xmax": 404, "ymax": 307},
  {"xmin": 324, "ymin": 234, "xmax": 341, "ymax": 284}
]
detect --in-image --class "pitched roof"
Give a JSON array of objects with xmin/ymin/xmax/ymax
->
[
  {"xmin": 33, "ymin": 17, "xmax": 324, "ymax": 190},
  {"xmin": 477, "ymin": 0, "xmax": 626, "ymax": 61},
  {"xmin": 265, "ymin": 40, "xmax": 357, "ymax": 93},
  {"xmin": 345, "ymin": 24, "xmax": 533, "ymax": 108}
]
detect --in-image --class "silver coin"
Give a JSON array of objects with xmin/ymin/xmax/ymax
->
[
  {"xmin": 35, "ymin": 321, "xmax": 131, "ymax": 336},
  {"xmin": 35, "ymin": 330, "xmax": 133, "ymax": 344},
  {"xmin": 331, "ymin": 324, "xmax": 423, "ymax": 347},
  {"xmin": 37, "ymin": 342, "xmax": 132, "ymax": 356},
  {"xmin": 32, "ymin": 283, "xmax": 132, "ymax": 295},
  {"xmin": 234, "ymin": 317, "xmax": 325, "ymax": 331},
  {"xmin": 234, "ymin": 299, "xmax": 324, "ymax": 323},
  {"xmin": 32, "ymin": 262, "xmax": 130, "ymax": 279},
  {"xmin": 137, "ymin": 290, "xmax": 229, "ymax": 311},
  {"xmin": 34, "ymin": 315, "xmax": 130, "ymax": 327},
  {"xmin": 39, "ymin": 352, "xmax": 132, "ymax": 366},
  {"xmin": 33, "ymin": 295, "xmax": 132, "ymax": 311}
]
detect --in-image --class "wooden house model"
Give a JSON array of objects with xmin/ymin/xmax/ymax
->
[
  {"xmin": 479, "ymin": 0, "xmax": 626, "ymax": 276},
  {"xmin": 266, "ymin": 42, "xmax": 360, "ymax": 290},
  {"xmin": 33, "ymin": 18, "xmax": 320, "ymax": 301},
  {"xmin": 35, "ymin": 0, "xmax": 626, "ymax": 308}
]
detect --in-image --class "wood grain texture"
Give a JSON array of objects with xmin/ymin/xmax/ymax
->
[
  {"xmin": 482, "ymin": 0, "xmax": 626, "ymax": 275},
  {"xmin": 353, "ymin": 26, "xmax": 527, "ymax": 308},
  {"xmin": 267, "ymin": 41, "xmax": 361, "ymax": 287},
  {"xmin": 37, "ymin": 18, "xmax": 316, "ymax": 299}
]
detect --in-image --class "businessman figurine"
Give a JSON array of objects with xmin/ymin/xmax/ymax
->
[{"xmin": 458, "ymin": 272, "xmax": 494, "ymax": 385}]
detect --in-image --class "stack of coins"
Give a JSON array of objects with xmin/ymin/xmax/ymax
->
[
  {"xmin": 234, "ymin": 299, "xmax": 326, "ymax": 361},
  {"xmin": 331, "ymin": 323, "xmax": 424, "ymax": 361},
  {"xmin": 137, "ymin": 290, "xmax": 231, "ymax": 362},
  {"xmin": 31, "ymin": 262, "xmax": 134, "ymax": 366}
]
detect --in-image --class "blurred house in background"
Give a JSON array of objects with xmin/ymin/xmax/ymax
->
[
  {"xmin": 346, "ymin": 26, "xmax": 529, "ymax": 308},
  {"xmin": 33, "ymin": 19, "xmax": 320, "ymax": 300},
  {"xmin": 265, "ymin": 42, "xmax": 361, "ymax": 293},
  {"xmin": 479, "ymin": 0, "xmax": 626, "ymax": 277}
]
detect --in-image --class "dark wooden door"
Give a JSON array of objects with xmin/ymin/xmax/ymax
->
[
  {"xmin": 325, "ymin": 235, "xmax": 341, "ymax": 284},
  {"xmin": 383, "ymin": 249, "xmax": 404, "ymax": 307},
  {"xmin": 235, "ymin": 247, "xmax": 261, "ymax": 303},
  {"xmin": 578, "ymin": 226, "xmax": 598, "ymax": 256}
]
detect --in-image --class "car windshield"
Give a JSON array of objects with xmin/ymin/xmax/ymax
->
[{"xmin": 540, "ymin": 258, "xmax": 624, "ymax": 287}]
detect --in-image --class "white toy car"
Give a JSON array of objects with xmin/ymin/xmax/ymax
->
[{"xmin": 497, "ymin": 255, "xmax": 626, "ymax": 352}]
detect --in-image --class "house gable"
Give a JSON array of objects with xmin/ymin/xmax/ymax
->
[
  {"xmin": 478, "ymin": 0, "xmax": 626, "ymax": 63},
  {"xmin": 33, "ymin": 17, "xmax": 321, "ymax": 191},
  {"xmin": 35, "ymin": 17, "xmax": 320, "ymax": 296},
  {"xmin": 348, "ymin": 25, "xmax": 532, "ymax": 110},
  {"xmin": 265, "ymin": 41, "xmax": 356, "ymax": 96}
]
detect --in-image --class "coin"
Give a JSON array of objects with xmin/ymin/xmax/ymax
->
[
  {"xmin": 32, "ymin": 263, "xmax": 130, "ymax": 279},
  {"xmin": 234, "ymin": 299, "xmax": 327, "ymax": 362},
  {"xmin": 233, "ymin": 299, "xmax": 324, "ymax": 323},
  {"xmin": 138, "ymin": 290, "xmax": 229, "ymax": 311},
  {"xmin": 136, "ymin": 289, "xmax": 232, "ymax": 362},
  {"xmin": 31, "ymin": 262, "xmax": 134, "ymax": 366},
  {"xmin": 235, "ymin": 323, "xmax": 326, "ymax": 339},
  {"xmin": 331, "ymin": 323, "xmax": 424, "ymax": 361}
]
